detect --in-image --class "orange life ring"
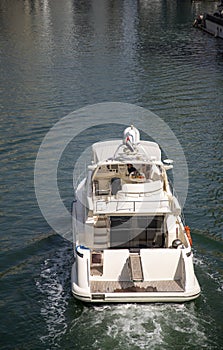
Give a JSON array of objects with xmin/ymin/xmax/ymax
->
[{"xmin": 185, "ymin": 226, "xmax": 192, "ymax": 246}]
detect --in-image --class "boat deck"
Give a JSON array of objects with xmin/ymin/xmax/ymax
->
[
  {"xmin": 90, "ymin": 280, "xmax": 184, "ymax": 293},
  {"xmin": 129, "ymin": 254, "xmax": 143, "ymax": 282}
]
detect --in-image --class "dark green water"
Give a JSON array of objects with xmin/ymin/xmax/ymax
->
[{"xmin": 0, "ymin": 1, "xmax": 223, "ymax": 349}]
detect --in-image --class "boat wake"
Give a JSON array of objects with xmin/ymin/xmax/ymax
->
[
  {"xmin": 69, "ymin": 302, "xmax": 208, "ymax": 350},
  {"xmin": 36, "ymin": 243, "xmax": 73, "ymax": 348},
  {"xmin": 194, "ymin": 251, "xmax": 223, "ymax": 294},
  {"xmin": 34, "ymin": 238, "xmax": 221, "ymax": 349}
]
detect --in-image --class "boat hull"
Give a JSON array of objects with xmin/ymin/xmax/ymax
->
[{"xmin": 71, "ymin": 260, "xmax": 201, "ymax": 304}]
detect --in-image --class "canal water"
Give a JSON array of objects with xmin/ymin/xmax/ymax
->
[{"xmin": 0, "ymin": 1, "xmax": 222, "ymax": 349}]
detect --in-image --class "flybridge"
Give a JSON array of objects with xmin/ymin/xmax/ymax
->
[
  {"xmin": 91, "ymin": 139, "xmax": 161, "ymax": 164},
  {"xmin": 92, "ymin": 125, "xmax": 161, "ymax": 164}
]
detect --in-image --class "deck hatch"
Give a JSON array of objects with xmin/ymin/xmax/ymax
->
[{"xmin": 129, "ymin": 254, "xmax": 143, "ymax": 282}]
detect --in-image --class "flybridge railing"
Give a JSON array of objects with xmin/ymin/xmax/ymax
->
[{"xmin": 94, "ymin": 198, "xmax": 170, "ymax": 213}]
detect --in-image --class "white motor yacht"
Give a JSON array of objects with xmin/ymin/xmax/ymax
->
[{"xmin": 71, "ymin": 125, "xmax": 200, "ymax": 303}]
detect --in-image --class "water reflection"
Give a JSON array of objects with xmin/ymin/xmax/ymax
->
[{"xmin": 0, "ymin": 0, "xmax": 222, "ymax": 242}]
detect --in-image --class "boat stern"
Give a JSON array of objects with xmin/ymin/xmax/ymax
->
[{"xmin": 71, "ymin": 246, "xmax": 200, "ymax": 303}]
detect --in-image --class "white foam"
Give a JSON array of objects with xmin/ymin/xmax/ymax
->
[
  {"xmin": 71, "ymin": 302, "xmax": 208, "ymax": 349},
  {"xmin": 35, "ymin": 244, "xmax": 220, "ymax": 349},
  {"xmin": 36, "ymin": 245, "xmax": 72, "ymax": 347},
  {"xmin": 194, "ymin": 251, "xmax": 223, "ymax": 296}
]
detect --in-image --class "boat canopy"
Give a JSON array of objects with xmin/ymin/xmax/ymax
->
[{"xmin": 92, "ymin": 140, "xmax": 161, "ymax": 164}]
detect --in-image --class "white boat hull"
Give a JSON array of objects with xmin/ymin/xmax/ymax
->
[
  {"xmin": 71, "ymin": 269, "xmax": 200, "ymax": 303},
  {"xmin": 71, "ymin": 247, "xmax": 200, "ymax": 303}
]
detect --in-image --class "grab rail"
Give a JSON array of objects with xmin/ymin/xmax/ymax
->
[{"xmin": 94, "ymin": 199, "xmax": 170, "ymax": 213}]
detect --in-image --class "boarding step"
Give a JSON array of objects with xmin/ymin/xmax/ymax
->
[
  {"xmin": 129, "ymin": 253, "xmax": 143, "ymax": 282},
  {"xmin": 90, "ymin": 252, "xmax": 103, "ymax": 276},
  {"xmin": 94, "ymin": 215, "xmax": 110, "ymax": 228},
  {"xmin": 94, "ymin": 233, "xmax": 108, "ymax": 244},
  {"xmin": 94, "ymin": 226, "xmax": 109, "ymax": 249}
]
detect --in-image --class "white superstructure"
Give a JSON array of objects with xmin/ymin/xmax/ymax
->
[{"xmin": 71, "ymin": 126, "xmax": 200, "ymax": 303}]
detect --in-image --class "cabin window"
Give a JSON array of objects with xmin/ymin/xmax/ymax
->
[{"xmin": 110, "ymin": 215, "xmax": 165, "ymax": 248}]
